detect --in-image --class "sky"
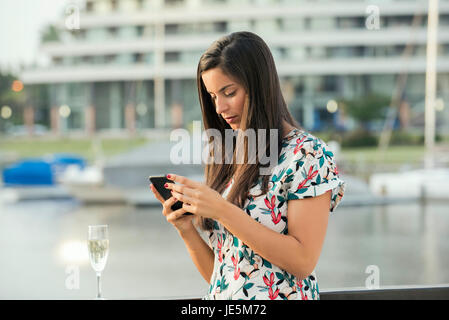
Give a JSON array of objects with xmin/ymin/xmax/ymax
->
[{"xmin": 0, "ymin": 0, "xmax": 70, "ymax": 74}]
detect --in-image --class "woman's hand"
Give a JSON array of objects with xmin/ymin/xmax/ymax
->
[
  {"xmin": 149, "ymin": 183, "xmax": 195, "ymax": 234},
  {"xmin": 165, "ymin": 174, "xmax": 229, "ymax": 221}
]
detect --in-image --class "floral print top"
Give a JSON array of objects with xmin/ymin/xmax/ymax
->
[{"xmin": 202, "ymin": 128, "xmax": 346, "ymax": 300}]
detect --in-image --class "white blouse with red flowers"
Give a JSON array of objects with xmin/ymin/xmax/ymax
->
[{"xmin": 202, "ymin": 128, "xmax": 346, "ymax": 300}]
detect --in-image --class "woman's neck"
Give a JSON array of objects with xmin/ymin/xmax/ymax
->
[{"xmin": 281, "ymin": 122, "xmax": 296, "ymax": 139}]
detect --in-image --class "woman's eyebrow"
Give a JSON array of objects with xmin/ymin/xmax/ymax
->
[{"xmin": 208, "ymin": 84, "xmax": 234, "ymax": 94}]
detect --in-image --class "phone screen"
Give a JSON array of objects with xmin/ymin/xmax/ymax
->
[{"xmin": 149, "ymin": 176, "xmax": 192, "ymax": 215}]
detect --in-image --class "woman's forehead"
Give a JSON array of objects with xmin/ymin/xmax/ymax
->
[{"xmin": 202, "ymin": 68, "xmax": 240, "ymax": 93}]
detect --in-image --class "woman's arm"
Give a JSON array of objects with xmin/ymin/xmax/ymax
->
[
  {"xmin": 177, "ymin": 226, "xmax": 215, "ymax": 284},
  {"xmin": 219, "ymin": 190, "xmax": 331, "ymax": 280},
  {"xmin": 166, "ymin": 174, "xmax": 331, "ymax": 281}
]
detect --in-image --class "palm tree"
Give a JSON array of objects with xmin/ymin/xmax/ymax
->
[
  {"xmin": 338, "ymin": 94, "xmax": 390, "ymax": 132},
  {"xmin": 40, "ymin": 24, "xmax": 60, "ymax": 43}
]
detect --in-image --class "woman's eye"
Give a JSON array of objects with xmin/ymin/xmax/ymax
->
[{"xmin": 210, "ymin": 91, "xmax": 235, "ymax": 99}]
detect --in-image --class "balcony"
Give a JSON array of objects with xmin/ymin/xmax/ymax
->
[
  {"xmin": 20, "ymin": 55, "xmax": 449, "ymax": 84},
  {"xmin": 57, "ymin": 1, "xmax": 449, "ymax": 29},
  {"xmin": 38, "ymin": 27, "xmax": 449, "ymax": 59}
]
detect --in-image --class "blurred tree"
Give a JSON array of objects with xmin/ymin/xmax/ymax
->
[
  {"xmin": 338, "ymin": 94, "xmax": 390, "ymax": 131},
  {"xmin": 0, "ymin": 71, "xmax": 27, "ymax": 132},
  {"xmin": 40, "ymin": 24, "xmax": 60, "ymax": 43}
]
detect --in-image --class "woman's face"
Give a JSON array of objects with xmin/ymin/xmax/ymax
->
[{"xmin": 201, "ymin": 67, "xmax": 247, "ymax": 130}]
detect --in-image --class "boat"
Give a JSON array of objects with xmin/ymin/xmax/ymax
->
[
  {"xmin": 369, "ymin": 167, "xmax": 449, "ymax": 201},
  {"xmin": 0, "ymin": 154, "xmax": 85, "ymax": 203},
  {"xmin": 57, "ymin": 164, "xmax": 127, "ymax": 205}
]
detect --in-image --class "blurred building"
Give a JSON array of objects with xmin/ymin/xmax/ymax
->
[{"xmin": 19, "ymin": 0, "xmax": 449, "ymax": 135}]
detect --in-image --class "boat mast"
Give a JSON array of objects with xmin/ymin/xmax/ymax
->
[{"xmin": 424, "ymin": 0, "xmax": 439, "ymax": 169}]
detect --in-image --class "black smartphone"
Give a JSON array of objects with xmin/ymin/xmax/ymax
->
[{"xmin": 149, "ymin": 175, "xmax": 193, "ymax": 215}]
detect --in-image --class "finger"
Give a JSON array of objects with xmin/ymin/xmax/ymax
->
[
  {"xmin": 182, "ymin": 202, "xmax": 196, "ymax": 215},
  {"xmin": 165, "ymin": 183, "xmax": 196, "ymax": 198},
  {"xmin": 162, "ymin": 196, "xmax": 178, "ymax": 215},
  {"xmin": 166, "ymin": 207, "xmax": 188, "ymax": 222},
  {"xmin": 171, "ymin": 190, "xmax": 195, "ymax": 205},
  {"xmin": 163, "ymin": 196, "xmax": 178, "ymax": 208},
  {"xmin": 166, "ymin": 174, "xmax": 200, "ymax": 188}
]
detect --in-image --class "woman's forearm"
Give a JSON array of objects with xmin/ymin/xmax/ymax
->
[
  {"xmin": 178, "ymin": 226, "xmax": 215, "ymax": 284},
  {"xmin": 218, "ymin": 202, "xmax": 312, "ymax": 280}
]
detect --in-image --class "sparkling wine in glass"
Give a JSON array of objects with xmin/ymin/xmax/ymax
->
[{"xmin": 88, "ymin": 225, "xmax": 109, "ymax": 300}]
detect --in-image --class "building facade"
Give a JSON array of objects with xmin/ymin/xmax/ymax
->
[{"xmin": 19, "ymin": 0, "xmax": 449, "ymax": 135}]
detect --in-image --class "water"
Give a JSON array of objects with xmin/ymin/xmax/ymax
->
[{"xmin": 0, "ymin": 199, "xmax": 448, "ymax": 299}]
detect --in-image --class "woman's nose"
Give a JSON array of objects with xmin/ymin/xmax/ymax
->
[{"xmin": 214, "ymin": 97, "xmax": 228, "ymax": 114}]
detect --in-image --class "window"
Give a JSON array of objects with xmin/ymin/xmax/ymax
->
[
  {"xmin": 136, "ymin": 25, "xmax": 144, "ymax": 37},
  {"xmin": 53, "ymin": 57, "xmax": 63, "ymax": 66},
  {"xmin": 105, "ymin": 54, "xmax": 117, "ymax": 64},
  {"xmin": 165, "ymin": 0, "xmax": 184, "ymax": 7},
  {"xmin": 111, "ymin": 0, "xmax": 119, "ymax": 10},
  {"xmin": 322, "ymin": 75, "xmax": 337, "ymax": 92},
  {"xmin": 86, "ymin": 0, "xmax": 94, "ymax": 12},
  {"xmin": 214, "ymin": 21, "xmax": 227, "ymax": 33},
  {"xmin": 136, "ymin": 0, "xmax": 144, "ymax": 9},
  {"xmin": 440, "ymin": 14, "xmax": 449, "ymax": 26},
  {"xmin": 294, "ymin": 79, "xmax": 304, "ymax": 95},
  {"xmin": 82, "ymin": 56, "xmax": 93, "ymax": 64},
  {"xmin": 336, "ymin": 17, "xmax": 364, "ymax": 29},
  {"xmin": 108, "ymin": 27, "xmax": 118, "ymax": 38},
  {"xmin": 134, "ymin": 53, "xmax": 145, "ymax": 63},
  {"xmin": 276, "ymin": 17, "xmax": 284, "ymax": 31},
  {"xmin": 165, "ymin": 24, "xmax": 179, "ymax": 35},
  {"xmin": 165, "ymin": 51, "xmax": 180, "ymax": 63}
]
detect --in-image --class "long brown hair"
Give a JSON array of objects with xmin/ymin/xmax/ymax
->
[{"xmin": 196, "ymin": 31, "xmax": 299, "ymax": 231}]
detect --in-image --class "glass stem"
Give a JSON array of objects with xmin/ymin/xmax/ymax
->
[{"xmin": 96, "ymin": 272, "xmax": 102, "ymax": 299}]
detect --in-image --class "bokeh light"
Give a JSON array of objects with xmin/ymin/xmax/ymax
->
[
  {"xmin": 435, "ymin": 98, "xmax": 445, "ymax": 111},
  {"xmin": 59, "ymin": 104, "xmax": 71, "ymax": 118},
  {"xmin": 136, "ymin": 103, "xmax": 148, "ymax": 116},
  {"xmin": 11, "ymin": 80, "xmax": 24, "ymax": 92},
  {"xmin": 1, "ymin": 105, "xmax": 12, "ymax": 119},
  {"xmin": 58, "ymin": 240, "xmax": 89, "ymax": 265},
  {"xmin": 326, "ymin": 99, "xmax": 338, "ymax": 113}
]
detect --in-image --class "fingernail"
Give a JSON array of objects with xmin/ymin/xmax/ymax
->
[
  {"xmin": 167, "ymin": 174, "xmax": 172, "ymax": 178},
  {"xmin": 164, "ymin": 183, "xmax": 168, "ymax": 188}
]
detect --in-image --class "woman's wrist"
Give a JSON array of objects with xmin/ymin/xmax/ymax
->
[
  {"xmin": 217, "ymin": 200, "xmax": 238, "ymax": 226},
  {"xmin": 177, "ymin": 222, "xmax": 197, "ymax": 238}
]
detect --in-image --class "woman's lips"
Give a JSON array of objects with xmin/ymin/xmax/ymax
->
[{"xmin": 224, "ymin": 116, "xmax": 238, "ymax": 124}]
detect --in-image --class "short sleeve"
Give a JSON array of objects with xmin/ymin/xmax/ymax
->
[{"xmin": 283, "ymin": 137, "xmax": 346, "ymax": 213}]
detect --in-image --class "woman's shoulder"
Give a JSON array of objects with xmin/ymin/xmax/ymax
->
[
  {"xmin": 282, "ymin": 127, "xmax": 320, "ymax": 144},
  {"xmin": 280, "ymin": 128, "xmax": 329, "ymax": 162}
]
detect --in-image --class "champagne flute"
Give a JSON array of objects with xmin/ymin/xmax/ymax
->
[{"xmin": 88, "ymin": 225, "xmax": 109, "ymax": 300}]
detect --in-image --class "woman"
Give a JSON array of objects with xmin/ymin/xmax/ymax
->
[{"xmin": 150, "ymin": 31, "xmax": 346, "ymax": 300}]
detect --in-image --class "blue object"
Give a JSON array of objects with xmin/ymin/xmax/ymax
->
[
  {"xmin": 3, "ymin": 158, "xmax": 54, "ymax": 186},
  {"xmin": 50, "ymin": 153, "xmax": 86, "ymax": 178},
  {"xmin": 51, "ymin": 154, "xmax": 86, "ymax": 169},
  {"xmin": 2, "ymin": 154, "xmax": 86, "ymax": 186}
]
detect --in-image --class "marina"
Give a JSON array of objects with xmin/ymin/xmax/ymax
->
[
  {"xmin": 1, "ymin": 141, "xmax": 448, "ymax": 299},
  {"xmin": 0, "ymin": 197, "xmax": 447, "ymax": 299},
  {"xmin": 3, "ymin": 140, "xmax": 448, "ymax": 207},
  {"xmin": 1, "ymin": 139, "xmax": 448, "ymax": 299}
]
